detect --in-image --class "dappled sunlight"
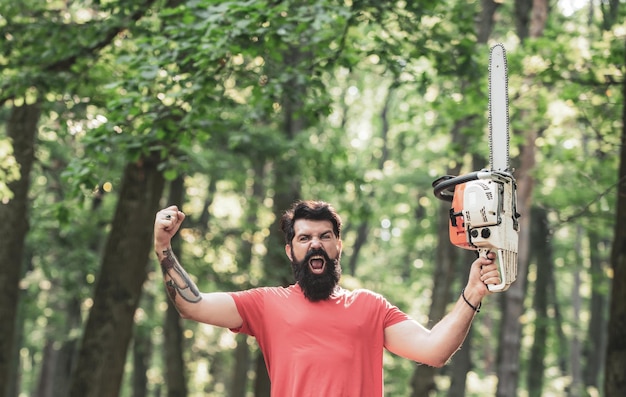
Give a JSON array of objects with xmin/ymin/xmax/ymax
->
[{"xmin": 465, "ymin": 372, "xmax": 498, "ymax": 395}]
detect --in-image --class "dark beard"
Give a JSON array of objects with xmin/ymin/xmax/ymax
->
[{"xmin": 291, "ymin": 248, "xmax": 341, "ymax": 302}]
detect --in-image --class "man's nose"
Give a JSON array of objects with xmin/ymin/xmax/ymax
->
[{"xmin": 310, "ymin": 237, "xmax": 322, "ymax": 248}]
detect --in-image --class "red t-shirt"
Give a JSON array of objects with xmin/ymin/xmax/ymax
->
[{"xmin": 229, "ymin": 284, "xmax": 411, "ymax": 396}]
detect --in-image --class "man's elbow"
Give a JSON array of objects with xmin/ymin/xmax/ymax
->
[
  {"xmin": 173, "ymin": 304, "xmax": 196, "ymax": 320},
  {"xmin": 416, "ymin": 354, "xmax": 452, "ymax": 368},
  {"xmin": 430, "ymin": 358, "xmax": 450, "ymax": 368}
]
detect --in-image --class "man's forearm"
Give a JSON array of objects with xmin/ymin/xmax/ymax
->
[
  {"xmin": 428, "ymin": 291, "xmax": 481, "ymax": 364},
  {"xmin": 158, "ymin": 248, "xmax": 202, "ymax": 304}
]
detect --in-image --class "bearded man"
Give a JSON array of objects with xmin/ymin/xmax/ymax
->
[{"xmin": 154, "ymin": 200, "xmax": 500, "ymax": 397}]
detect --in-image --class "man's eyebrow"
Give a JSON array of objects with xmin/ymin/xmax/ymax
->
[{"xmin": 295, "ymin": 229, "xmax": 333, "ymax": 237}]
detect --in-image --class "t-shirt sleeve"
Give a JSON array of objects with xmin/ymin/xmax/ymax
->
[
  {"xmin": 380, "ymin": 294, "xmax": 412, "ymax": 328},
  {"xmin": 228, "ymin": 288, "xmax": 266, "ymax": 336}
]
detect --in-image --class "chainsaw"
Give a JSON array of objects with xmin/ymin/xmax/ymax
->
[{"xmin": 432, "ymin": 44, "xmax": 520, "ymax": 292}]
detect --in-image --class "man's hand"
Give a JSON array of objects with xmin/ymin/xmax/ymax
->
[
  {"xmin": 478, "ymin": 252, "xmax": 502, "ymax": 288},
  {"xmin": 154, "ymin": 205, "xmax": 186, "ymax": 251},
  {"xmin": 465, "ymin": 251, "xmax": 500, "ymax": 302}
]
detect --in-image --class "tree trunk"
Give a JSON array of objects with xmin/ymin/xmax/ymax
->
[
  {"xmin": 52, "ymin": 297, "xmax": 82, "ymax": 397},
  {"xmin": 255, "ymin": 179, "xmax": 297, "ymax": 397},
  {"xmin": 513, "ymin": 0, "xmax": 532, "ymax": 41},
  {"xmin": 0, "ymin": 103, "xmax": 41, "ymax": 397},
  {"xmin": 230, "ymin": 159, "xmax": 266, "ymax": 397},
  {"xmin": 253, "ymin": 353, "xmax": 271, "ymax": 397},
  {"xmin": 447, "ymin": 250, "xmax": 479, "ymax": 397},
  {"xmin": 476, "ymin": 0, "xmax": 501, "ymax": 43},
  {"xmin": 526, "ymin": 206, "xmax": 551, "ymax": 397},
  {"xmin": 68, "ymin": 153, "xmax": 166, "ymax": 397},
  {"xmin": 411, "ymin": 202, "xmax": 460, "ymax": 397},
  {"xmin": 448, "ymin": 327, "xmax": 473, "ymax": 397},
  {"xmin": 231, "ymin": 334, "xmax": 251, "ymax": 397},
  {"xmin": 32, "ymin": 145, "xmax": 97, "ymax": 397},
  {"xmin": 132, "ymin": 332, "xmax": 151, "ymax": 397},
  {"xmin": 567, "ymin": 226, "xmax": 584, "ymax": 396},
  {"xmin": 412, "ymin": 106, "xmax": 478, "ymax": 396},
  {"xmin": 436, "ymin": 5, "xmax": 504, "ymax": 395},
  {"xmin": 164, "ymin": 302, "xmax": 187, "ymax": 397},
  {"xmin": 33, "ymin": 295, "xmax": 82, "ymax": 397},
  {"xmin": 36, "ymin": 341, "xmax": 57, "ymax": 397},
  {"xmin": 251, "ymin": 39, "xmax": 310, "ymax": 396},
  {"xmin": 495, "ymin": 130, "xmax": 535, "ymax": 397},
  {"xmin": 132, "ymin": 289, "xmax": 155, "ymax": 397},
  {"xmin": 604, "ymin": 37, "xmax": 626, "ymax": 397},
  {"xmin": 583, "ymin": 231, "xmax": 608, "ymax": 392},
  {"xmin": 496, "ymin": 0, "xmax": 546, "ymax": 395},
  {"xmin": 347, "ymin": 221, "xmax": 371, "ymax": 276},
  {"xmin": 600, "ymin": 0, "xmax": 621, "ymax": 30},
  {"xmin": 163, "ymin": 176, "xmax": 189, "ymax": 397},
  {"xmin": 549, "ymin": 271, "xmax": 569, "ymax": 377}
]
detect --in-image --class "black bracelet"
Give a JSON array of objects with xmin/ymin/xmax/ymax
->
[{"xmin": 461, "ymin": 288, "xmax": 481, "ymax": 313}]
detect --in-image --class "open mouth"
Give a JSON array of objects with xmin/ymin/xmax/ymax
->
[{"xmin": 308, "ymin": 255, "xmax": 326, "ymax": 275}]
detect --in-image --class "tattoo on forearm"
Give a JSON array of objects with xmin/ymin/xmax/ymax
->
[{"xmin": 160, "ymin": 249, "xmax": 202, "ymax": 303}]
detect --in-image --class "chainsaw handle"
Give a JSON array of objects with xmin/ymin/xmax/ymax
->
[
  {"xmin": 479, "ymin": 249, "xmax": 510, "ymax": 292},
  {"xmin": 432, "ymin": 171, "xmax": 491, "ymax": 202}
]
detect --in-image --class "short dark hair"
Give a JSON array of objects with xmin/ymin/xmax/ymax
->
[{"xmin": 279, "ymin": 200, "xmax": 342, "ymax": 245}]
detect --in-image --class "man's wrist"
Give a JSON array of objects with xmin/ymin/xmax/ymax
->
[
  {"xmin": 154, "ymin": 242, "xmax": 172, "ymax": 258},
  {"xmin": 461, "ymin": 286, "xmax": 484, "ymax": 312}
]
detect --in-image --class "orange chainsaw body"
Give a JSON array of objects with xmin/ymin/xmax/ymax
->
[
  {"xmin": 442, "ymin": 173, "xmax": 520, "ymax": 292},
  {"xmin": 449, "ymin": 182, "xmax": 472, "ymax": 249}
]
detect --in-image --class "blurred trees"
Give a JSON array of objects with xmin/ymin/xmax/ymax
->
[
  {"xmin": 0, "ymin": 0, "xmax": 623, "ymax": 396},
  {"xmin": 605, "ymin": 34, "xmax": 626, "ymax": 397}
]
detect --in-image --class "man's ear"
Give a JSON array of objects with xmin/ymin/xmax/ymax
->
[{"xmin": 285, "ymin": 244, "xmax": 292, "ymax": 261}]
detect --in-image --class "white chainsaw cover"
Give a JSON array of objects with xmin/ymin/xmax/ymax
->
[{"xmin": 462, "ymin": 174, "xmax": 519, "ymax": 291}]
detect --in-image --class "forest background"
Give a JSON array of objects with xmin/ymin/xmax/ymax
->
[{"xmin": 1, "ymin": 0, "xmax": 625, "ymax": 396}]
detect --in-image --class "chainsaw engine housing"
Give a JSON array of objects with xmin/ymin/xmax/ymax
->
[{"xmin": 448, "ymin": 172, "xmax": 520, "ymax": 291}]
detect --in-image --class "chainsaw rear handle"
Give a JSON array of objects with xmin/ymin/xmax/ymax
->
[{"xmin": 481, "ymin": 249, "xmax": 509, "ymax": 292}]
